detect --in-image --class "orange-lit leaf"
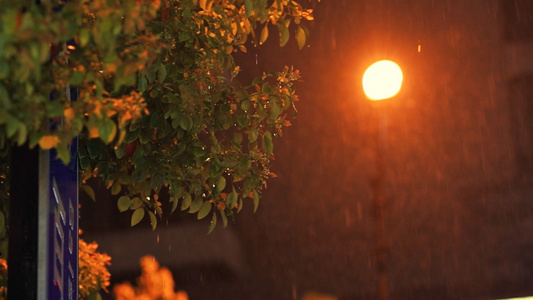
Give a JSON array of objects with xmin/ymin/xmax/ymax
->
[
  {"xmin": 64, "ymin": 107, "xmax": 75, "ymax": 121},
  {"xmin": 260, "ymin": 24, "xmax": 269, "ymax": 45},
  {"xmin": 39, "ymin": 135, "xmax": 59, "ymax": 150},
  {"xmin": 89, "ymin": 126, "xmax": 99, "ymax": 138}
]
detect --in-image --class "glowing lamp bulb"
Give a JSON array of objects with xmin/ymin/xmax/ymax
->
[{"xmin": 362, "ymin": 60, "xmax": 403, "ymax": 101}]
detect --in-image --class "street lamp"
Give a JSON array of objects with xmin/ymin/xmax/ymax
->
[
  {"xmin": 362, "ymin": 60, "xmax": 403, "ymax": 300},
  {"xmin": 363, "ymin": 60, "xmax": 403, "ymax": 101}
]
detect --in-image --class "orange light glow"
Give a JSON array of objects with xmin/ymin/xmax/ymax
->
[{"xmin": 362, "ymin": 60, "xmax": 403, "ymax": 101}]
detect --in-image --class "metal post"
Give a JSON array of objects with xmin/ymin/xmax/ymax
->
[{"xmin": 373, "ymin": 105, "xmax": 389, "ymax": 300}]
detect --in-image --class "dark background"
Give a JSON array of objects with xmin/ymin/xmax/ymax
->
[{"xmin": 81, "ymin": 1, "xmax": 533, "ymax": 299}]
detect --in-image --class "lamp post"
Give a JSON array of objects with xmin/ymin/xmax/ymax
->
[{"xmin": 362, "ymin": 60, "xmax": 403, "ymax": 300}]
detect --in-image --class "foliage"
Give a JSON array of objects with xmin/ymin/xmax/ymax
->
[
  {"xmin": 0, "ymin": 238, "xmax": 111, "ymax": 300},
  {"xmin": 113, "ymin": 255, "xmax": 188, "ymax": 300},
  {"xmin": 79, "ymin": 238, "xmax": 112, "ymax": 300},
  {"xmin": 0, "ymin": 0, "xmax": 314, "ymax": 230}
]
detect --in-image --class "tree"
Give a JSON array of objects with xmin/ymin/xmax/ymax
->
[{"xmin": 0, "ymin": 0, "xmax": 314, "ymax": 233}]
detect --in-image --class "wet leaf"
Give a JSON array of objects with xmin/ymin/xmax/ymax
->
[
  {"xmin": 197, "ymin": 201, "xmax": 212, "ymax": 220},
  {"xmin": 131, "ymin": 208, "xmax": 145, "ymax": 226},
  {"xmin": 138, "ymin": 75, "xmax": 148, "ymax": 93},
  {"xmin": 253, "ymin": 189, "xmax": 260, "ymax": 213},
  {"xmin": 81, "ymin": 185, "xmax": 96, "ymax": 202},
  {"xmin": 207, "ymin": 212, "xmax": 217, "ymax": 234},
  {"xmin": 245, "ymin": 0, "xmax": 253, "ymax": 17},
  {"xmin": 111, "ymin": 181, "xmax": 122, "ymax": 195},
  {"xmin": 117, "ymin": 195, "xmax": 131, "ymax": 212},
  {"xmin": 98, "ymin": 118, "xmax": 116, "ymax": 144},
  {"xmin": 248, "ymin": 126, "xmax": 259, "ymax": 143},
  {"xmin": 149, "ymin": 211, "xmax": 157, "ymax": 230},
  {"xmin": 69, "ymin": 71, "xmax": 84, "ymax": 85},
  {"xmin": 189, "ymin": 196, "xmax": 203, "ymax": 213},
  {"xmin": 56, "ymin": 145, "xmax": 71, "ymax": 164},
  {"xmin": 228, "ymin": 187, "xmax": 238, "ymax": 208},
  {"xmin": 130, "ymin": 197, "xmax": 143, "ymax": 210},
  {"xmin": 218, "ymin": 207, "xmax": 228, "ymax": 227},
  {"xmin": 216, "ymin": 176, "xmax": 226, "ymax": 193},
  {"xmin": 170, "ymin": 197, "xmax": 179, "ymax": 213},
  {"xmin": 179, "ymin": 114, "xmax": 192, "ymax": 131},
  {"xmin": 278, "ymin": 23, "xmax": 290, "ymax": 46},
  {"xmin": 181, "ymin": 193, "xmax": 192, "ymax": 211},
  {"xmin": 296, "ymin": 25, "xmax": 306, "ymax": 49},
  {"xmin": 156, "ymin": 63, "xmax": 167, "ymax": 82},
  {"xmin": 260, "ymin": 24, "xmax": 269, "ymax": 45},
  {"xmin": 262, "ymin": 130, "xmax": 273, "ymax": 156}
]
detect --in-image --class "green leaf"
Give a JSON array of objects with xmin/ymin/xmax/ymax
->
[
  {"xmin": 139, "ymin": 128, "xmax": 152, "ymax": 144},
  {"xmin": 170, "ymin": 197, "xmax": 179, "ymax": 213},
  {"xmin": 130, "ymin": 197, "xmax": 143, "ymax": 210},
  {"xmin": 218, "ymin": 207, "xmax": 228, "ymax": 227},
  {"xmin": 253, "ymin": 189, "xmax": 260, "ymax": 213},
  {"xmin": 69, "ymin": 71, "xmax": 84, "ymax": 85},
  {"xmin": 270, "ymin": 100, "xmax": 281, "ymax": 120},
  {"xmin": 56, "ymin": 145, "xmax": 71, "ymax": 165},
  {"xmin": 278, "ymin": 22, "xmax": 290, "ymax": 47},
  {"xmin": 245, "ymin": 0, "xmax": 253, "ymax": 17},
  {"xmin": 79, "ymin": 28, "xmax": 90, "ymax": 47},
  {"xmin": 138, "ymin": 76, "xmax": 148, "ymax": 93},
  {"xmin": 216, "ymin": 176, "xmax": 226, "ymax": 193},
  {"xmin": 197, "ymin": 201, "xmax": 212, "ymax": 220},
  {"xmin": 192, "ymin": 147, "xmax": 206, "ymax": 158},
  {"xmin": 157, "ymin": 63, "xmax": 167, "ymax": 82},
  {"xmin": 241, "ymin": 100, "xmax": 251, "ymax": 112},
  {"xmin": 117, "ymin": 195, "xmax": 131, "ymax": 212},
  {"xmin": 260, "ymin": 24, "xmax": 269, "ymax": 45},
  {"xmin": 296, "ymin": 25, "xmax": 306, "ymax": 49},
  {"xmin": 131, "ymin": 208, "xmax": 145, "ymax": 226},
  {"xmin": 237, "ymin": 196, "xmax": 243, "ymax": 213},
  {"xmin": 207, "ymin": 212, "xmax": 217, "ymax": 234},
  {"xmin": 181, "ymin": 193, "xmax": 192, "ymax": 211},
  {"xmin": 111, "ymin": 181, "xmax": 122, "ymax": 195},
  {"xmin": 248, "ymin": 126, "xmax": 258, "ymax": 143},
  {"xmin": 6, "ymin": 115, "xmax": 20, "ymax": 138},
  {"xmin": 179, "ymin": 114, "xmax": 192, "ymax": 131},
  {"xmin": 146, "ymin": 66, "xmax": 157, "ymax": 83},
  {"xmin": 98, "ymin": 118, "xmax": 116, "ymax": 144},
  {"xmin": 82, "ymin": 185, "xmax": 96, "ymax": 201},
  {"xmin": 228, "ymin": 187, "xmax": 238, "ymax": 209},
  {"xmin": 262, "ymin": 130, "xmax": 273, "ymax": 156},
  {"xmin": 189, "ymin": 196, "xmax": 203, "ymax": 213},
  {"xmin": 149, "ymin": 211, "xmax": 157, "ymax": 230},
  {"xmin": 261, "ymin": 82, "xmax": 271, "ymax": 94}
]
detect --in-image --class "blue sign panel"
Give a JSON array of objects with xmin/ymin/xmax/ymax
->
[
  {"xmin": 38, "ymin": 85, "xmax": 79, "ymax": 300},
  {"xmin": 49, "ymin": 142, "xmax": 79, "ymax": 300},
  {"xmin": 38, "ymin": 140, "xmax": 79, "ymax": 300}
]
